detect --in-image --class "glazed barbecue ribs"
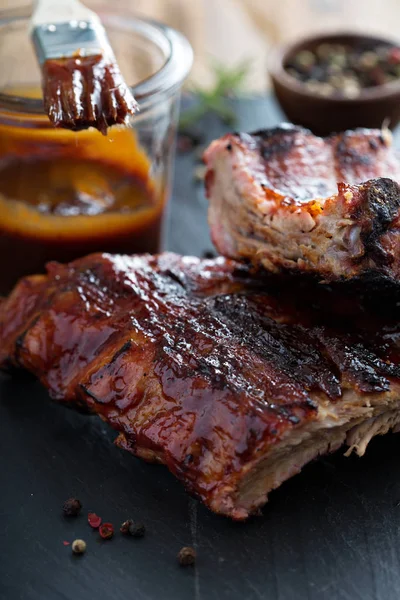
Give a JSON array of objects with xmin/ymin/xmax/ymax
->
[
  {"xmin": 204, "ymin": 124, "xmax": 400, "ymax": 282},
  {"xmin": 1, "ymin": 253, "xmax": 400, "ymax": 519}
]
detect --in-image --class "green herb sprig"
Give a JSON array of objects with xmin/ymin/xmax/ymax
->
[{"xmin": 179, "ymin": 59, "xmax": 251, "ymax": 130}]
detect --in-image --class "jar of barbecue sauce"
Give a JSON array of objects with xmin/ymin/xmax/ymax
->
[{"xmin": 0, "ymin": 7, "xmax": 193, "ymax": 294}]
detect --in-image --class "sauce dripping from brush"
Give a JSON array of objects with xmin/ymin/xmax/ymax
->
[{"xmin": 42, "ymin": 52, "xmax": 138, "ymax": 134}]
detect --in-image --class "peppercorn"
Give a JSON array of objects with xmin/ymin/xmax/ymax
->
[
  {"xmin": 295, "ymin": 49, "xmax": 315, "ymax": 69},
  {"xmin": 201, "ymin": 250, "xmax": 216, "ymax": 259},
  {"xmin": 316, "ymin": 43, "xmax": 331, "ymax": 60},
  {"xmin": 99, "ymin": 522, "xmax": 114, "ymax": 540},
  {"xmin": 177, "ymin": 134, "xmax": 195, "ymax": 153},
  {"xmin": 120, "ymin": 519, "xmax": 133, "ymax": 534},
  {"xmin": 285, "ymin": 41, "xmax": 400, "ymax": 97},
  {"xmin": 71, "ymin": 539, "xmax": 86, "ymax": 555},
  {"xmin": 62, "ymin": 497, "xmax": 82, "ymax": 517},
  {"xmin": 177, "ymin": 546, "xmax": 196, "ymax": 566},
  {"xmin": 388, "ymin": 47, "xmax": 400, "ymax": 65},
  {"xmin": 88, "ymin": 512, "xmax": 102, "ymax": 529},
  {"xmin": 359, "ymin": 51, "xmax": 379, "ymax": 69},
  {"xmin": 176, "ymin": 131, "xmax": 204, "ymax": 153},
  {"xmin": 128, "ymin": 522, "xmax": 146, "ymax": 538}
]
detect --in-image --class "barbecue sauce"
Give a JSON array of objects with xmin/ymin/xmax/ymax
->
[
  {"xmin": 42, "ymin": 53, "xmax": 138, "ymax": 134},
  {"xmin": 0, "ymin": 123, "xmax": 165, "ymax": 294}
]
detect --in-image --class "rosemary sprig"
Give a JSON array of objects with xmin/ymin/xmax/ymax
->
[{"xmin": 179, "ymin": 59, "xmax": 251, "ymax": 130}]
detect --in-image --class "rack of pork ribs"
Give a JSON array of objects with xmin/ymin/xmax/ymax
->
[{"xmin": 1, "ymin": 125, "xmax": 400, "ymax": 519}]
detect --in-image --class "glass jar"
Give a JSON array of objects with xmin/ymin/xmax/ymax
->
[{"xmin": 0, "ymin": 5, "xmax": 193, "ymax": 294}]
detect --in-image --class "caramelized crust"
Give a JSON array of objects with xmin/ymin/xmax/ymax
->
[
  {"xmin": 1, "ymin": 253, "xmax": 400, "ymax": 518},
  {"xmin": 204, "ymin": 125, "xmax": 400, "ymax": 282}
]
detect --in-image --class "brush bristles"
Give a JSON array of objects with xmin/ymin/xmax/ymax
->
[{"xmin": 42, "ymin": 53, "xmax": 139, "ymax": 135}]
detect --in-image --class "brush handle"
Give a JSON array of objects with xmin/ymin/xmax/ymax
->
[{"xmin": 31, "ymin": 0, "xmax": 99, "ymax": 28}]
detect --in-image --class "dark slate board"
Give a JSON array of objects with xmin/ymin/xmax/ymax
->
[{"xmin": 2, "ymin": 96, "xmax": 400, "ymax": 600}]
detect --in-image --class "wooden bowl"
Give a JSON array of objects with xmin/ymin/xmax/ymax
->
[{"xmin": 269, "ymin": 32, "xmax": 400, "ymax": 136}]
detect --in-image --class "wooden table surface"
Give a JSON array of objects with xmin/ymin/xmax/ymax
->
[{"xmin": 1, "ymin": 96, "xmax": 400, "ymax": 600}]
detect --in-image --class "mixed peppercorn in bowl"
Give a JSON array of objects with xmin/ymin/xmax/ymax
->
[
  {"xmin": 269, "ymin": 32, "xmax": 400, "ymax": 135},
  {"xmin": 285, "ymin": 40, "xmax": 400, "ymax": 99}
]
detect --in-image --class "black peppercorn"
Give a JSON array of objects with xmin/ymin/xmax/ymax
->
[
  {"xmin": 128, "ymin": 522, "xmax": 146, "ymax": 538},
  {"xmin": 63, "ymin": 497, "xmax": 82, "ymax": 517},
  {"xmin": 178, "ymin": 546, "xmax": 196, "ymax": 566},
  {"xmin": 201, "ymin": 251, "xmax": 216, "ymax": 259},
  {"xmin": 120, "ymin": 519, "xmax": 133, "ymax": 534}
]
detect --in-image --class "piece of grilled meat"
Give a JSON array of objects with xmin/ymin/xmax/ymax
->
[
  {"xmin": 204, "ymin": 124, "xmax": 400, "ymax": 282},
  {"xmin": 1, "ymin": 253, "xmax": 400, "ymax": 519}
]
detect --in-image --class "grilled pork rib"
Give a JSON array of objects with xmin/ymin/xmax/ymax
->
[
  {"xmin": 1, "ymin": 253, "xmax": 400, "ymax": 519},
  {"xmin": 204, "ymin": 125, "xmax": 400, "ymax": 282}
]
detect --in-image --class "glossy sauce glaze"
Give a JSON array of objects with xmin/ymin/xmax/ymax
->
[
  {"xmin": 42, "ymin": 53, "xmax": 138, "ymax": 134},
  {"xmin": 0, "ymin": 125, "xmax": 165, "ymax": 294},
  {"xmin": 1, "ymin": 253, "xmax": 400, "ymax": 516}
]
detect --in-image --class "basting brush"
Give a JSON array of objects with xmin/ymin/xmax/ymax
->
[{"xmin": 31, "ymin": 0, "xmax": 139, "ymax": 134}]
